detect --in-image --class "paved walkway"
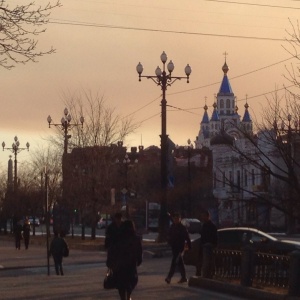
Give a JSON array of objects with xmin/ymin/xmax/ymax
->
[
  {"xmin": 0, "ymin": 238, "xmax": 249, "ymax": 300},
  {"xmin": 0, "ymin": 237, "xmax": 295, "ymax": 300}
]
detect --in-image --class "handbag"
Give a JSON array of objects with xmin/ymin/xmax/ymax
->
[
  {"xmin": 103, "ymin": 268, "xmax": 116, "ymax": 289},
  {"xmin": 63, "ymin": 245, "xmax": 69, "ymax": 257}
]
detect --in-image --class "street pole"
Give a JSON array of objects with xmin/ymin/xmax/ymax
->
[
  {"xmin": 137, "ymin": 52, "xmax": 191, "ymax": 242},
  {"xmin": 2, "ymin": 137, "xmax": 30, "ymax": 218},
  {"xmin": 45, "ymin": 169, "xmax": 50, "ymax": 276}
]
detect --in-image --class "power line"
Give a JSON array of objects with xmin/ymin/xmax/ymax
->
[
  {"xmin": 205, "ymin": 0, "xmax": 300, "ymax": 10},
  {"xmin": 168, "ymin": 56, "xmax": 296, "ymax": 96},
  {"xmin": 49, "ymin": 20, "xmax": 285, "ymax": 42}
]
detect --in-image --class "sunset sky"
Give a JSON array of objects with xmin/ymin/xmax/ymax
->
[{"xmin": 1, "ymin": 0, "xmax": 299, "ymax": 167}]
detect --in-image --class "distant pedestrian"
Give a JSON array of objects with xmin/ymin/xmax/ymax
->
[
  {"xmin": 23, "ymin": 218, "xmax": 31, "ymax": 250},
  {"xmin": 14, "ymin": 220, "xmax": 23, "ymax": 250},
  {"xmin": 105, "ymin": 212, "xmax": 123, "ymax": 250},
  {"xmin": 165, "ymin": 212, "xmax": 191, "ymax": 284},
  {"xmin": 106, "ymin": 220, "xmax": 142, "ymax": 300},
  {"xmin": 197, "ymin": 210, "xmax": 218, "ymax": 277},
  {"xmin": 49, "ymin": 231, "xmax": 69, "ymax": 276}
]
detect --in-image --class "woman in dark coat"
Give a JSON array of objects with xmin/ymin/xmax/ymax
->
[{"xmin": 107, "ymin": 220, "xmax": 142, "ymax": 300}]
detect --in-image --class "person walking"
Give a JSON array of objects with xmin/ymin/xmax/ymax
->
[
  {"xmin": 197, "ymin": 210, "xmax": 218, "ymax": 277},
  {"xmin": 105, "ymin": 212, "xmax": 123, "ymax": 250},
  {"xmin": 14, "ymin": 220, "xmax": 23, "ymax": 250},
  {"xmin": 107, "ymin": 220, "xmax": 142, "ymax": 300},
  {"xmin": 165, "ymin": 212, "xmax": 191, "ymax": 284},
  {"xmin": 23, "ymin": 218, "xmax": 31, "ymax": 250},
  {"xmin": 49, "ymin": 231, "xmax": 69, "ymax": 276}
]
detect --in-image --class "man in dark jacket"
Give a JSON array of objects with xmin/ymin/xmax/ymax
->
[
  {"xmin": 49, "ymin": 231, "xmax": 69, "ymax": 275},
  {"xmin": 165, "ymin": 213, "xmax": 191, "ymax": 284},
  {"xmin": 197, "ymin": 210, "xmax": 218, "ymax": 277}
]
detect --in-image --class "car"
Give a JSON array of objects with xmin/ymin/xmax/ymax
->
[
  {"xmin": 97, "ymin": 218, "xmax": 112, "ymax": 229},
  {"xmin": 28, "ymin": 217, "xmax": 40, "ymax": 227},
  {"xmin": 181, "ymin": 218, "xmax": 201, "ymax": 234},
  {"xmin": 183, "ymin": 227, "xmax": 300, "ymax": 267}
]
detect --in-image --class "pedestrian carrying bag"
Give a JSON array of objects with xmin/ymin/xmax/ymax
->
[{"xmin": 103, "ymin": 268, "xmax": 116, "ymax": 289}]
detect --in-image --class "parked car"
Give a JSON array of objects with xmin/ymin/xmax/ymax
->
[
  {"xmin": 28, "ymin": 217, "xmax": 40, "ymax": 227},
  {"xmin": 183, "ymin": 227, "xmax": 300, "ymax": 267},
  {"xmin": 181, "ymin": 218, "xmax": 201, "ymax": 234},
  {"xmin": 97, "ymin": 218, "xmax": 112, "ymax": 229}
]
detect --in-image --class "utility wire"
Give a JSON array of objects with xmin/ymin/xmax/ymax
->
[
  {"xmin": 168, "ymin": 56, "xmax": 297, "ymax": 96},
  {"xmin": 49, "ymin": 20, "xmax": 285, "ymax": 42},
  {"xmin": 205, "ymin": 0, "xmax": 300, "ymax": 10}
]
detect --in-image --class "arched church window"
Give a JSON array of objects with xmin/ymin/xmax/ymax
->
[
  {"xmin": 226, "ymin": 99, "xmax": 230, "ymax": 108},
  {"xmin": 220, "ymin": 99, "xmax": 224, "ymax": 108}
]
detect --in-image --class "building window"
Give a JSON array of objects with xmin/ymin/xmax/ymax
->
[
  {"xmin": 214, "ymin": 172, "xmax": 217, "ymax": 188},
  {"xmin": 252, "ymin": 169, "xmax": 255, "ymax": 185},
  {"xmin": 237, "ymin": 170, "xmax": 241, "ymax": 191},
  {"xmin": 229, "ymin": 171, "xmax": 233, "ymax": 188},
  {"xmin": 220, "ymin": 99, "xmax": 224, "ymax": 108},
  {"xmin": 244, "ymin": 171, "xmax": 248, "ymax": 187},
  {"xmin": 226, "ymin": 99, "xmax": 230, "ymax": 108}
]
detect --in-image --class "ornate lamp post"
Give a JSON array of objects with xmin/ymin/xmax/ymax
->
[
  {"xmin": 185, "ymin": 138, "xmax": 193, "ymax": 216},
  {"xmin": 47, "ymin": 108, "xmax": 84, "ymax": 234},
  {"xmin": 277, "ymin": 114, "xmax": 299, "ymax": 233},
  {"xmin": 47, "ymin": 107, "xmax": 84, "ymax": 154},
  {"xmin": 116, "ymin": 152, "xmax": 138, "ymax": 219},
  {"xmin": 2, "ymin": 136, "xmax": 30, "ymax": 192},
  {"xmin": 136, "ymin": 52, "xmax": 191, "ymax": 241}
]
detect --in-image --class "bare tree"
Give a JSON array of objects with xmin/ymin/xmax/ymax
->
[
  {"xmin": 63, "ymin": 89, "xmax": 139, "ymax": 148},
  {"xmin": 283, "ymin": 19, "xmax": 300, "ymax": 97},
  {"xmin": 0, "ymin": 1, "xmax": 61, "ymax": 69}
]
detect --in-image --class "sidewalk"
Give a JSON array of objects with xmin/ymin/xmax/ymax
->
[{"xmin": 1, "ymin": 236, "xmax": 297, "ymax": 300}]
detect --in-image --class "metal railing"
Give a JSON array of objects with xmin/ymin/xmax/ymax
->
[{"xmin": 212, "ymin": 248, "xmax": 290, "ymax": 289}]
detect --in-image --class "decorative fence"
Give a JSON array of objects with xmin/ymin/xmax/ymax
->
[
  {"xmin": 197, "ymin": 241, "xmax": 300, "ymax": 297},
  {"xmin": 211, "ymin": 248, "xmax": 290, "ymax": 290}
]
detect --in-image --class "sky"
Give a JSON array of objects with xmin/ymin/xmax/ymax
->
[{"xmin": 1, "ymin": 0, "xmax": 300, "ymax": 168}]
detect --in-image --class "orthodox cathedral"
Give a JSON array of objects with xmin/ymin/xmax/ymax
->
[
  {"xmin": 195, "ymin": 59, "xmax": 252, "ymax": 149},
  {"xmin": 194, "ymin": 59, "xmax": 285, "ymax": 229}
]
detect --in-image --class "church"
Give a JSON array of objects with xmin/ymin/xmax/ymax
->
[{"xmin": 194, "ymin": 59, "xmax": 285, "ymax": 230}]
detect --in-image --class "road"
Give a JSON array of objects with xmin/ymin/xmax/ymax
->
[{"xmin": 0, "ymin": 255, "xmax": 248, "ymax": 300}]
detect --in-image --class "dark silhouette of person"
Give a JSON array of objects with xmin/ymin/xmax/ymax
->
[
  {"xmin": 107, "ymin": 220, "xmax": 142, "ymax": 300},
  {"xmin": 197, "ymin": 210, "xmax": 218, "ymax": 277},
  {"xmin": 49, "ymin": 231, "xmax": 68, "ymax": 275},
  {"xmin": 23, "ymin": 218, "xmax": 31, "ymax": 249},
  {"xmin": 165, "ymin": 212, "xmax": 191, "ymax": 284},
  {"xmin": 14, "ymin": 220, "xmax": 23, "ymax": 250},
  {"xmin": 105, "ymin": 212, "xmax": 123, "ymax": 250}
]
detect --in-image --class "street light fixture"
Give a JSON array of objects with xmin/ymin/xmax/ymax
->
[
  {"xmin": 2, "ymin": 136, "xmax": 30, "ymax": 192},
  {"xmin": 47, "ymin": 108, "xmax": 84, "ymax": 154},
  {"xmin": 185, "ymin": 138, "xmax": 193, "ymax": 216},
  {"xmin": 116, "ymin": 152, "xmax": 138, "ymax": 219},
  {"xmin": 137, "ymin": 51, "xmax": 191, "ymax": 241},
  {"xmin": 275, "ymin": 114, "xmax": 299, "ymax": 233}
]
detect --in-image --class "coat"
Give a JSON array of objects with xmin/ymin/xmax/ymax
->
[
  {"xmin": 167, "ymin": 222, "xmax": 191, "ymax": 253},
  {"xmin": 109, "ymin": 234, "xmax": 142, "ymax": 291},
  {"xmin": 49, "ymin": 236, "xmax": 68, "ymax": 258}
]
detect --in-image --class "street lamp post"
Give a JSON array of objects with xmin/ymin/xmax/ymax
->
[
  {"xmin": 136, "ymin": 52, "xmax": 191, "ymax": 241},
  {"xmin": 47, "ymin": 108, "xmax": 84, "ymax": 234},
  {"xmin": 185, "ymin": 138, "xmax": 193, "ymax": 216},
  {"xmin": 278, "ymin": 114, "xmax": 299, "ymax": 233},
  {"xmin": 116, "ymin": 152, "xmax": 138, "ymax": 219},
  {"xmin": 2, "ymin": 136, "xmax": 30, "ymax": 193},
  {"xmin": 47, "ymin": 108, "xmax": 84, "ymax": 155}
]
